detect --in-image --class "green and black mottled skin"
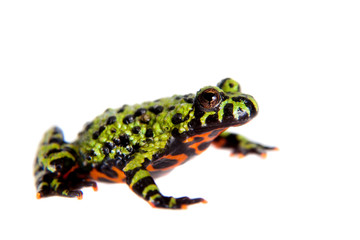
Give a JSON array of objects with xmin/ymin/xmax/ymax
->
[{"xmin": 34, "ymin": 78, "xmax": 276, "ymax": 209}]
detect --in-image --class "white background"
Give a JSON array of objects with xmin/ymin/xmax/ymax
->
[{"xmin": 1, "ymin": 1, "xmax": 359, "ymax": 239}]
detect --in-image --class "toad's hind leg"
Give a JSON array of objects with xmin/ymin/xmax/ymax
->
[{"xmin": 34, "ymin": 127, "xmax": 96, "ymax": 199}]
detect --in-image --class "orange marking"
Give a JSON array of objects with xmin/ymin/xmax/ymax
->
[
  {"xmin": 188, "ymin": 129, "xmax": 226, "ymax": 155},
  {"xmin": 165, "ymin": 153, "xmax": 188, "ymax": 161},
  {"xmin": 36, "ymin": 192, "xmax": 42, "ymax": 199},
  {"xmin": 63, "ymin": 164, "xmax": 79, "ymax": 179},
  {"xmin": 212, "ymin": 137, "xmax": 227, "ymax": 148},
  {"xmin": 166, "ymin": 154, "xmax": 187, "ymax": 162},
  {"xmin": 181, "ymin": 204, "xmax": 188, "ymax": 210},
  {"xmin": 77, "ymin": 194, "xmax": 83, "ymax": 200},
  {"xmin": 146, "ymin": 165, "xmax": 157, "ymax": 172},
  {"xmin": 147, "ymin": 129, "xmax": 227, "ymax": 173},
  {"xmin": 260, "ymin": 153, "xmax": 267, "ymax": 159},
  {"xmin": 189, "ymin": 140, "xmax": 206, "ymax": 155},
  {"xmin": 89, "ymin": 167, "xmax": 125, "ymax": 183},
  {"xmin": 183, "ymin": 135, "xmax": 197, "ymax": 143},
  {"xmin": 231, "ymin": 153, "xmax": 245, "ymax": 158},
  {"xmin": 147, "ymin": 153, "xmax": 188, "ymax": 172}
]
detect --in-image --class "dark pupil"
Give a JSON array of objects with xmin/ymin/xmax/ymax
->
[{"xmin": 203, "ymin": 92, "xmax": 216, "ymax": 102}]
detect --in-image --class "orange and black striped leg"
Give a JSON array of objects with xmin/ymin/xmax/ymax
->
[
  {"xmin": 212, "ymin": 132, "xmax": 277, "ymax": 158},
  {"xmin": 125, "ymin": 167, "xmax": 205, "ymax": 209}
]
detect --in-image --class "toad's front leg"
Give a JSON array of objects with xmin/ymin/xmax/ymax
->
[
  {"xmin": 124, "ymin": 162, "xmax": 205, "ymax": 209},
  {"xmin": 212, "ymin": 131, "xmax": 277, "ymax": 158}
]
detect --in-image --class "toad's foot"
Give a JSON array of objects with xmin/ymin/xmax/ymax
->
[
  {"xmin": 149, "ymin": 195, "xmax": 206, "ymax": 209},
  {"xmin": 213, "ymin": 132, "xmax": 277, "ymax": 158},
  {"xmin": 124, "ymin": 166, "xmax": 206, "ymax": 209},
  {"xmin": 35, "ymin": 171, "xmax": 97, "ymax": 200}
]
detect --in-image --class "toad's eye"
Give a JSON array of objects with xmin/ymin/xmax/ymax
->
[{"xmin": 197, "ymin": 88, "xmax": 221, "ymax": 110}]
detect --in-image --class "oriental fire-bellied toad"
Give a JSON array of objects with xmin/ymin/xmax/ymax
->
[{"xmin": 34, "ymin": 78, "xmax": 276, "ymax": 209}]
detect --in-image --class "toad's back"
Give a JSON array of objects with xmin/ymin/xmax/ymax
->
[{"xmin": 75, "ymin": 94, "xmax": 198, "ymax": 182}]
